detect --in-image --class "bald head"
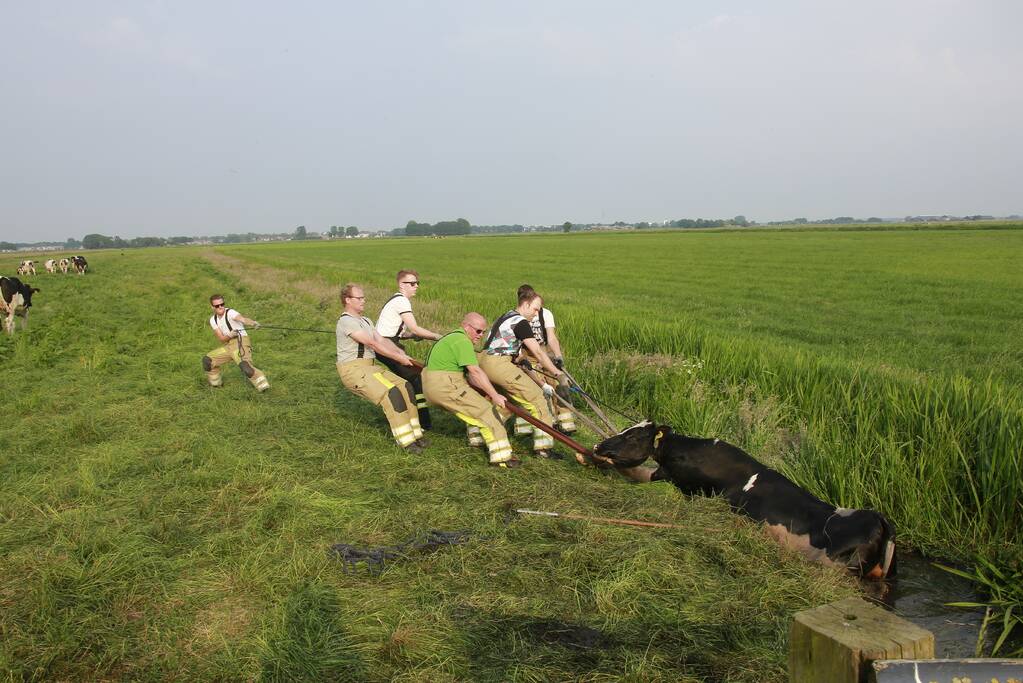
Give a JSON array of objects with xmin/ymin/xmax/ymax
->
[{"xmin": 462, "ymin": 312, "xmax": 487, "ymax": 344}]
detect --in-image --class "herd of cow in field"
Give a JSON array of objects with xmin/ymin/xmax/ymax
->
[
  {"xmin": 16, "ymin": 256, "xmax": 88, "ymax": 276},
  {"xmin": 1, "ymin": 256, "xmax": 88, "ymax": 335}
]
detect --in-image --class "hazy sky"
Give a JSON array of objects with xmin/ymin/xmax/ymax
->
[{"xmin": 2, "ymin": 1, "xmax": 1021, "ymax": 241}]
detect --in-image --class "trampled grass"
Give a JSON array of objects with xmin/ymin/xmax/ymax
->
[{"xmin": 1, "ymin": 226, "xmax": 1020, "ymax": 679}]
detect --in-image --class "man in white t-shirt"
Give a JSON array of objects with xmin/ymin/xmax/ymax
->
[
  {"xmin": 203, "ymin": 294, "xmax": 269, "ymax": 392},
  {"xmin": 375, "ymin": 269, "xmax": 443, "ymax": 430}
]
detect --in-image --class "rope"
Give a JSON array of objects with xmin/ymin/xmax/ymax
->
[
  {"xmin": 517, "ymin": 360, "xmax": 639, "ymax": 427},
  {"xmin": 255, "ymin": 324, "xmax": 335, "ymax": 334},
  {"xmin": 569, "ymin": 385, "xmax": 641, "ymax": 424},
  {"xmin": 328, "ymin": 529, "xmax": 480, "ymax": 574}
]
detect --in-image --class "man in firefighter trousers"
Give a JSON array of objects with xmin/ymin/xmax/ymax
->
[
  {"xmin": 203, "ymin": 294, "xmax": 269, "ymax": 392},
  {"xmin": 422, "ymin": 312, "xmax": 518, "ymax": 468},
  {"xmin": 336, "ymin": 283, "xmax": 426, "ymax": 453}
]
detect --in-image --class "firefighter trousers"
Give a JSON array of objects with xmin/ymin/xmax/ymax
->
[
  {"xmin": 422, "ymin": 369, "xmax": 513, "ymax": 464},
  {"xmin": 337, "ymin": 358, "xmax": 423, "ymax": 448},
  {"xmin": 477, "ymin": 353, "xmax": 554, "ymax": 451},
  {"xmin": 203, "ymin": 336, "xmax": 269, "ymax": 392},
  {"xmin": 379, "ymin": 345, "xmax": 432, "ymax": 429}
]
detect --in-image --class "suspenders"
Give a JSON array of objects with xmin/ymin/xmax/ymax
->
[
  {"xmin": 380, "ymin": 293, "xmax": 406, "ymax": 341},
  {"xmin": 341, "ymin": 313, "xmax": 367, "ymax": 358},
  {"xmin": 535, "ymin": 308, "xmax": 548, "ymax": 345}
]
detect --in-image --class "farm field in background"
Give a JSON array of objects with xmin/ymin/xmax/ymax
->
[
  {"xmin": 1, "ymin": 226, "xmax": 1021, "ymax": 680},
  {"xmin": 221, "ymin": 227, "xmax": 1023, "ymax": 386},
  {"xmin": 216, "ymin": 228, "xmax": 1023, "ymax": 561}
]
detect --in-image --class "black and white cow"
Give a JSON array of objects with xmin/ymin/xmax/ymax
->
[
  {"xmin": 17, "ymin": 260, "xmax": 36, "ymax": 276},
  {"xmin": 592, "ymin": 421, "xmax": 896, "ymax": 580},
  {"xmin": 45, "ymin": 259, "xmax": 57, "ymax": 274},
  {"xmin": 0, "ymin": 276, "xmax": 40, "ymax": 335},
  {"xmin": 58, "ymin": 258, "xmax": 70, "ymax": 274},
  {"xmin": 72, "ymin": 255, "xmax": 88, "ymax": 275}
]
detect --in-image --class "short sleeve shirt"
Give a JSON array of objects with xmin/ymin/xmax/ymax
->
[
  {"xmin": 426, "ymin": 330, "xmax": 479, "ymax": 372},
  {"xmin": 376, "ymin": 293, "xmax": 412, "ymax": 338},
  {"xmin": 210, "ymin": 309, "xmax": 247, "ymax": 338},
  {"xmin": 336, "ymin": 314, "xmax": 376, "ymax": 363},
  {"xmin": 529, "ymin": 307, "xmax": 555, "ymax": 344}
]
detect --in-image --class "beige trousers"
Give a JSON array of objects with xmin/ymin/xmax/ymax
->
[
  {"xmin": 519, "ymin": 347, "xmax": 576, "ymax": 433},
  {"xmin": 204, "ymin": 336, "xmax": 269, "ymax": 392},
  {"xmin": 478, "ymin": 353, "xmax": 554, "ymax": 450},
  {"xmin": 337, "ymin": 358, "xmax": 423, "ymax": 447},
  {"xmin": 422, "ymin": 369, "xmax": 513, "ymax": 464}
]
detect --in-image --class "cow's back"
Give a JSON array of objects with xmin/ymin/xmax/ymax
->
[{"xmin": 656, "ymin": 435, "xmax": 765, "ymax": 496}]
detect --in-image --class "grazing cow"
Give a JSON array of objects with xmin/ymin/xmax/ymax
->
[
  {"xmin": 592, "ymin": 421, "xmax": 896, "ymax": 580},
  {"xmin": 0, "ymin": 276, "xmax": 40, "ymax": 335},
  {"xmin": 45, "ymin": 259, "xmax": 57, "ymax": 274},
  {"xmin": 17, "ymin": 260, "xmax": 36, "ymax": 276},
  {"xmin": 58, "ymin": 258, "xmax": 70, "ymax": 274},
  {"xmin": 72, "ymin": 255, "xmax": 88, "ymax": 275}
]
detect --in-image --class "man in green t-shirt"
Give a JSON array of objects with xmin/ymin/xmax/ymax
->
[{"xmin": 423, "ymin": 312, "xmax": 519, "ymax": 468}]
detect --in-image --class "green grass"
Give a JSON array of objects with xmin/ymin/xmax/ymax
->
[{"xmin": 1, "ymin": 227, "xmax": 1020, "ymax": 679}]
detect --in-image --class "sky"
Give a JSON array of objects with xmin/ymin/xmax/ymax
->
[{"xmin": 2, "ymin": 1, "xmax": 1021, "ymax": 242}]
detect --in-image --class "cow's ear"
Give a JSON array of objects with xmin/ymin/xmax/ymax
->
[{"xmin": 32, "ymin": 288, "xmax": 40, "ymax": 293}]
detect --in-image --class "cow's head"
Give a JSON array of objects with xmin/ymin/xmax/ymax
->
[
  {"xmin": 825, "ymin": 509, "xmax": 897, "ymax": 580},
  {"xmin": 23, "ymin": 286, "xmax": 40, "ymax": 308},
  {"xmin": 592, "ymin": 421, "xmax": 670, "ymax": 468}
]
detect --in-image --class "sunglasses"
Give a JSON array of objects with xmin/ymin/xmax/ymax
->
[
  {"xmin": 401, "ymin": 280, "xmax": 420, "ymax": 286},
  {"xmin": 471, "ymin": 327, "xmax": 486, "ymax": 334},
  {"xmin": 212, "ymin": 303, "xmax": 226, "ymax": 308}
]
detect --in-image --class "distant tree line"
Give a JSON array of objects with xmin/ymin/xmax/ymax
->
[
  {"xmin": 4, "ymin": 213, "xmax": 1017, "ymax": 253},
  {"xmin": 402, "ymin": 218, "xmax": 471, "ymax": 236},
  {"xmin": 78, "ymin": 233, "xmax": 197, "ymax": 249},
  {"xmin": 663, "ymin": 216, "xmax": 749, "ymax": 228},
  {"xmin": 766, "ymin": 217, "xmax": 891, "ymax": 225}
]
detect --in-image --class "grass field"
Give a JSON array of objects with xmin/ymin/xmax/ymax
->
[{"xmin": 1, "ymin": 227, "xmax": 1021, "ymax": 680}]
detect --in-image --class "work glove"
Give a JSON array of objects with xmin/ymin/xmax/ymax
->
[
  {"xmin": 542, "ymin": 383, "xmax": 555, "ymax": 399},
  {"xmin": 552, "ymin": 356, "xmax": 564, "ymax": 370},
  {"xmin": 555, "ymin": 374, "xmax": 572, "ymax": 403},
  {"xmin": 517, "ymin": 358, "xmax": 534, "ymax": 372}
]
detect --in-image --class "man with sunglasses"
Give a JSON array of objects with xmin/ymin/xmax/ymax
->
[
  {"xmin": 422, "ymin": 312, "xmax": 519, "ymax": 468},
  {"xmin": 375, "ymin": 269, "xmax": 442, "ymax": 430},
  {"xmin": 203, "ymin": 294, "xmax": 269, "ymax": 392}
]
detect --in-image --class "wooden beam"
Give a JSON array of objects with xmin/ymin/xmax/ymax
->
[{"xmin": 789, "ymin": 597, "xmax": 934, "ymax": 683}]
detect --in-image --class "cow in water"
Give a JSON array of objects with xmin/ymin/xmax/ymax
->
[
  {"xmin": 592, "ymin": 421, "xmax": 896, "ymax": 580},
  {"xmin": 72, "ymin": 255, "xmax": 88, "ymax": 275},
  {"xmin": 1, "ymin": 276, "xmax": 40, "ymax": 335},
  {"xmin": 17, "ymin": 260, "xmax": 36, "ymax": 276}
]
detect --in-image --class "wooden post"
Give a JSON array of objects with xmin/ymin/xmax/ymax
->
[{"xmin": 789, "ymin": 597, "xmax": 934, "ymax": 683}]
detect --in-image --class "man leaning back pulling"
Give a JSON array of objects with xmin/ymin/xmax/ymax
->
[
  {"xmin": 335, "ymin": 282, "xmax": 426, "ymax": 454},
  {"xmin": 203, "ymin": 294, "xmax": 269, "ymax": 392},
  {"xmin": 375, "ymin": 269, "xmax": 443, "ymax": 430}
]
